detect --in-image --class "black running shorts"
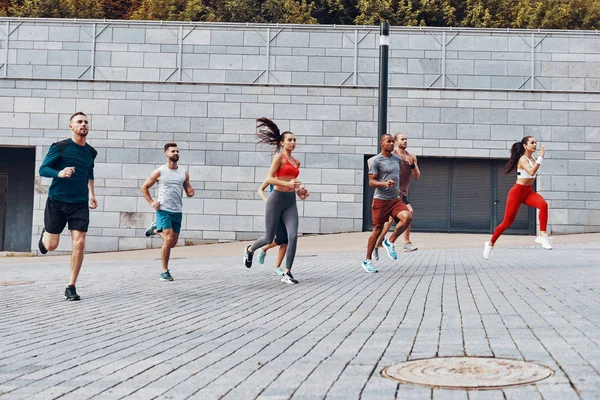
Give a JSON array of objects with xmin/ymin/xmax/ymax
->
[{"xmin": 44, "ymin": 198, "xmax": 90, "ymax": 233}]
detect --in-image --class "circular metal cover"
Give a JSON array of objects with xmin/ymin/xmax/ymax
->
[
  {"xmin": 0, "ymin": 281, "xmax": 35, "ymax": 286},
  {"xmin": 381, "ymin": 357, "xmax": 553, "ymax": 390}
]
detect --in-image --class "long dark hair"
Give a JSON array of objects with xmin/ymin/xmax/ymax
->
[
  {"xmin": 256, "ymin": 117, "xmax": 293, "ymax": 154},
  {"xmin": 504, "ymin": 136, "xmax": 533, "ymax": 174}
]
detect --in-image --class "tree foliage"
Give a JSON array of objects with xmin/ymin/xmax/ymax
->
[{"xmin": 2, "ymin": 0, "xmax": 600, "ymax": 29}]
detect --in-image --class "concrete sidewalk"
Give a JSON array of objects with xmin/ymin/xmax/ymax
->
[
  {"xmin": 2, "ymin": 231, "xmax": 599, "ymax": 262},
  {"xmin": 1, "ymin": 233, "xmax": 599, "ymax": 399}
]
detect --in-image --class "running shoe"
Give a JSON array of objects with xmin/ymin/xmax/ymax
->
[
  {"xmin": 281, "ymin": 271, "xmax": 298, "ymax": 284},
  {"xmin": 372, "ymin": 247, "xmax": 379, "ymax": 261},
  {"xmin": 272, "ymin": 267, "xmax": 284, "ymax": 276},
  {"xmin": 160, "ymin": 270, "xmax": 174, "ymax": 281},
  {"xmin": 145, "ymin": 221, "xmax": 157, "ymax": 237},
  {"xmin": 361, "ymin": 260, "xmax": 378, "ymax": 273},
  {"xmin": 483, "ymin": 241, "xmax": 494, "ymax": 260},
  {"xmin": 535, "ymin": 234, "xmax": 552, "ymax": 250},
  {"xmin": 38, "ymin": 228, "xmax": 48, "ymax": 254},
  {"xmin": 64, "ymin": 285, "xmax": 80, "ymax": 301},
  {"xmin": 257, "ymin": 248, "xmax": 266, "ymax": 264},
  {"xmin": 244, "ymin": 246, "xmax": 253, "ymax": 268},
  {"xmin": 403, "ymin": 242, "xmax": 418, "ymax": 252},
  {"xmin": 382, "ymin": 239, "xmax": 397, "ymax": 260}
]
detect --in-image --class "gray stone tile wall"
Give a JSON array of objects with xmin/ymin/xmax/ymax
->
[
  {"xmin": 2, "ymin": 20, "xmax": 600, "ymax": 91},
  {"xmin": 0, "ymin": 20, "xmax": 599, "ymax": 252},
  {"xmin": 0, "ymin": 80, "xmax": 599, "ymax": 252}
]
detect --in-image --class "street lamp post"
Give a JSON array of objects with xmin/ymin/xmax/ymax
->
[{"xmin": 377, "ymin": 22, "xmax": 390, "ymax": 153}]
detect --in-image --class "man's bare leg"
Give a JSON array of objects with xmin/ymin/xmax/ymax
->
[
  {"xmin": 69, "ymin": 230, "xmax": 86, "ymax": 286},
  {"xmin": 160, "ymin": 228, "xmax": 178, "ymax": 272},
  {"xmin": 375, "ymin": 216, "xmax": 394, "ymax": 248},
  {"xmin": 42, "ymin": 231, "xmax": 61, "ymax": 252},
  {"xmin": 388, "ymin": 211, "xmax": 413, "ymax": 243},
  {"xmin": 366, "ymin": 226, "xmax": 383, "ymax": 260}
]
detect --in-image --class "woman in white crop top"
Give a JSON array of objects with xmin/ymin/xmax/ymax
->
[{"xmin": 483, "ymin": 136, "xmax": 551, "ymax": 260}]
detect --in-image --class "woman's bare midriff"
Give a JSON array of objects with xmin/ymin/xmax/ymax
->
[
  {"xmin": 274, "ymin": 175, "xmax": 297, "ymax": 193},
  {"xmin": 516, "ymin": 178, "xmax": 535, "ymax": 186}
]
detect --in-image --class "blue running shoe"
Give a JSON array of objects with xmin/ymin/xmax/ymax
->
[
  {"xmin": 272, "ymin": 267, "xmax": 284, "ymax": 276},
  {"xmin": 160, "ymin": 270, "xmax": 174, "ymax": 281},
  {"xmin": 257, "ymin": 248, "xmax": 266, "ymax": 264},
  {"xmin": 145, "ymin": 221, "xmax": 157, "ymax": 237},
  {"xmin": 361, "ymin": 260, "xmax": 378, "ymax": 273},
  {"xmin": 382, "ymin": 239, "xmax": 397, "ymax": 260}
]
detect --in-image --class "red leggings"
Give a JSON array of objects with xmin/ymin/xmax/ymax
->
[{"xmin": 491, "ymin": 183, "xmax": 548, "ymax": 244}]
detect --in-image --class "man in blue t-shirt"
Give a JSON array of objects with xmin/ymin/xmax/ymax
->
[{"xmin": 38, "ymin": 112, "xmax": 98, "ymax": 301}]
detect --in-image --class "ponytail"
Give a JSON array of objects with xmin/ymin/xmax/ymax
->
[
  {"xmin": 504, "ymin": 136, "xmax": 532, "ymax": 174},
  {"xmin": 256, "ymin": 117, "xmax": 292, "ymax": 154}
]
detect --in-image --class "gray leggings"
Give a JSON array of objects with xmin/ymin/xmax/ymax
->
[{"xmin": 251, "ymin": 190, "xmax": 298, "ymax": 270}]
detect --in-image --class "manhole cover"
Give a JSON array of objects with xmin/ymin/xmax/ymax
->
[
  {"xmin": 0, "ymin": 281, "xmax": 35, "ymax": 286},
  {"xmin": 381, "ymin": 357, "xmax": 553, "ymax": 390}
]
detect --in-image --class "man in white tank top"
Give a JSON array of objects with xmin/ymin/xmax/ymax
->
[{"xmin": 141, "ymin": 142, "xmax": 195, "ymax": 281}]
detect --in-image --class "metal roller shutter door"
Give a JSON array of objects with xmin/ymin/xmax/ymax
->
[{"xmin": 363, "ymin": 156, "xmax": 534, "ymax": 234}]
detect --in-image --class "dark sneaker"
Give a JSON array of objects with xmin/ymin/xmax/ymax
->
[
  {"xmin": 38, "ymin": 228, "xmax": 48, "ymax": 255},
  {"xmin": 64, "ymin": 285, "xmax": 80, "ymax": 301},
  {"xmin": 244, "ymin": 246, "xmax": 253, "ymax": 268},
  {"xmin": 281, "ymin": 271, "xmax": 298, "ymax": 284},
  {"xmin": 145, "ymin": 221, "xmax": 157, "ymax": 237},
  {"xmin": 160, "ymin": 270, "xmax": 174, "ymax": 281}
]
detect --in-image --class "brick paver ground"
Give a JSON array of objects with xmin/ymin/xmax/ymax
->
[{"xmin": 1, "ymin": 237, "xmax": 599, "ymax": 399}]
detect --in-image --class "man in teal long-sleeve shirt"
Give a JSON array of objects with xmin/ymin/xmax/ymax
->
[{"xmin": 38, "ymin": 111, "xmax": 98, "ymax": 301}]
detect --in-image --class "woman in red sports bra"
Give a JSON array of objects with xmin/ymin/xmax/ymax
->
[{"xmin": 243, "ymin": 118, "xmax": 309, "ymax": 284}]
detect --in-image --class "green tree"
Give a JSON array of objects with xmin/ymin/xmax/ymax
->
[
  {"xmin": 182, "ymin": 0, "xmax": 219, "ymax": 21},
  {"xmin": 354, "ymin": 0, "xmax": 392, "ymax": 25},
  {"xmin": 9, "ymin": 0, "xmax": 64, "ymax": 17},
  {"xmin": 580, "ymin": 0, "xmax": 600, "ymax": 29},
  {"xmin": 102, "ymin": 0, "xmax": 142, "ymax": 19},
  {"xmin": 130, "ymin": 0, "xmax": 187, "ymax": 20},
  {"xmin": 312, "ymin": 0, "xmax": 358, "ymax": 25},
  {"xmin": 393, "ymin": 0, "xmax": 420, "ymax": 26},
  {"xmin": 458, "ymin": 0, "xmax": 495, "ymax": 28},
  {"xmin": 415, "ymin": 0, "xmax": 456, "ymax": 26},
  {"xmin": 211, "ymin": 0, "xmax": 263, "ymax": 22},
  {"xmin": 263, "ymin": 0, "xmax": 317, "ymax": 24}
]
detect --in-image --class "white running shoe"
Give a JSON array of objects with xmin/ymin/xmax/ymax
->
[
  {"xmin": 361, "ymin": 260, "xmax": 378, "ymax": 273},
  {"xmin": 281, "ymin": 271, "xmax": 298, "ymax": 284},
  {"xmin": 483, "ymin": 241, "xmax": 494, "ymax": 260},
  {"xmin": 535, "ymin": 234, "xmax": 552, "ymax": 250},
  {"xmin": 372, "ymin": 247, "xmax": 379, "ymax": 261}
]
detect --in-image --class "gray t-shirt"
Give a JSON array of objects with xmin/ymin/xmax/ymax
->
[{"xmin": 368, "ymin": 153, "xmax": 401, "ymax": 200}]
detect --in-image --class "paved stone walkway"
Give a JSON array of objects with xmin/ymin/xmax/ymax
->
[{"xmin": 1, "ymin": 239, "xmax": 599, "ymax": 399}]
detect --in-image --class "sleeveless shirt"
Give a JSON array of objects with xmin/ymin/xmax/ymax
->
[
  {"xmin": 396, "ymin": 149, "xmax": 413, "ymax": 197},
  {"xmin": 157, "ymin": 165, "xmax": 186, "ymax": 213}
]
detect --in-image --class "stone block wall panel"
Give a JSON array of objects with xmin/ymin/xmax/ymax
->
[{"xmin": 0, "ymin": 19, "xmax": 598, "ymax": 251}]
